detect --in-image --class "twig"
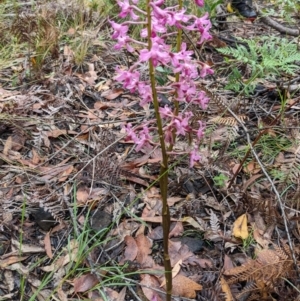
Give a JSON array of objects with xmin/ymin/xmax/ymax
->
[{"xmin": 256, "ymin": 5, "xmax": 299, "ymax": 37}]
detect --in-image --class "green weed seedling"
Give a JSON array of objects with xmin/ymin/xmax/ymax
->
[{"xmin": 213, "ymin": 173, "xmax": 229, "ymax": 188}]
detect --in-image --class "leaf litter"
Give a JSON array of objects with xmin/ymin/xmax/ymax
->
[{"xmin": 0, "ymin": 1, "xmax": 299, "ymax": 300}]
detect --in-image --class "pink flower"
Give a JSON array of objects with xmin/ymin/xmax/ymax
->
[
  {"xmin": 138, "ymin": 82, "xmax": 153, "ymax": 106},
  {"xmin": 135, "ymin": 126, "xmax": 152, "ymax": 151},
  {"xmin": 159, "ymin": 106, "xmax": 173, "ymax": 118},
  {"xmin": 171, "ymin": 43, "xmax": 193, "ymax": 67},
  {"xmin": 164, "ymin": 127, "xmax": 173, "ymax": 144},
  {"xmin": 173, "ymin": 61, "xmax": 198, "ymax": 78},
  {"xmin": 114, "ymin": 68, "xmax": 140, "ymax": 92},
  {"xmin": 139, "ymin": 39, "xmax": 171, "ymax": 66},
  {"xmin": 150, "ymin": 2, "xmax": 172, "ymax": 26},
  {"xmin": 194, "ymin": 0, "xmax": 204, "ymax": 7},
  {"xmin": 190, "ymin": 148, "xmax": 201, "ymax": 167},
  {"xmin": 192, "ymin": 91, "xmax": 210, "ymax": 109},
  {"xmin": 172, "ymin": 112, "xmax": 193, "ymax": 136},
  {"xmin": 171, "ymin": 9, "xmax": 192, "ymax": 27},
  {"xmin": 114, "ymin": 36, "xmax": 134, "ymax": 52},
  {"xmin": 172, "ymin": 80, "xmax": 196, "ymax": 101},
  {"xmin": 199, "ymin": 62, "xmax": 214, "ymax": 78},
  {"xmin": 187, "ymin": 13, "xmax": 212, "ymax": 44},
  {"xmin": 118, "ymin": 0, "xmax": 139, "ymax": 20},
  {"xmin": 109, "ymin": 20, "xmax": 129, "ymax": 39},
  {"xmin": 151, "ymin": 17, "xmax": 168, "ymax": 33},
  {"xmin": 123, "ymin": 123, "xmax": 137, "ymax": 141},
  {"xmin": 196, "ymin": 121, "xmax": 205, "ymax": 140}
]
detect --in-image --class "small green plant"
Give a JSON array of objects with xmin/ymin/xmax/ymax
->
[
  {"xmin": 242, "ymin": 228, "xmax": 255, "ymax": 251},
  {"xmin": 213, "ymin": 173, "xmax": 229, "ymax": 188},
  {"xmin": 217, "ymin": 36, "xmax": 300, "ymax": 95},
  {"xmin": 72, "ymin": 36, "xmax": 91, "ymax": 67},
  {"xmin": 255, "ymin": 133, "xmax": 292, "ymax": 164}
]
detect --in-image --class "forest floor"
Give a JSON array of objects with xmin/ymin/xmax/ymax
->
[{"xmin": 0, "ymin": 1, "xmax": 300, "ymax": 300}]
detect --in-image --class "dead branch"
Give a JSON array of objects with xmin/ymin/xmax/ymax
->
[{"xmin": 256, "ymin": 6, "xmax": 299, "ymax": 37}]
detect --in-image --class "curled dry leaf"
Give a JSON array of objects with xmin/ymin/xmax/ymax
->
[
  {"xmin": 58, "ymin": 165, "xmax": 74, "ymax": 182},
  {"xmin": 0, "ymin": 256, "xmax": 29, "ymax": 269},
  {"xmin": 169, "ymin": 222, "xmax": 184, "ymax": 238},
  {"xmin": 169, "ymin": 274, "xmax": 202, "ymax": 298},
  {"xmin": 119, "ymin": 235, "xmax": 138, "ymax": 265},
  {"xmin": 232, "ymin": 214, "xmax": 249, "ymax": 240},
  {"xmin": 160, "ymin": 259, "xmax": 182, "ymax": 287},
  {"xmin": 223, "ymin": 254, "xmax": 234, "ymax": 271},
  {"xmin": 140, "ymin": 274, "xmax": 163, "ymax": 301},
  {"xmin": 11, "ymin": 239, "xmax": 45, "ymax": 254},
  {"xmin": 220, "ymin": 277, "xmax": 233, "ymax": 301},
  {"xmin": 44, "ymin": 232, "xmax": 53, "ymax": 259},
  {"xmin": 148, "ymin": 226, "xmax": 164, "ymax": 240},
  {"xmin": 148, "ymin": 222, "xmax": 183, "ymax": 240},
  {"xmin": 3, "ymin": 136, "xmax": 12, "ymax": 156},
  {"xmin": 101, "ymin": 88, "xmax": 124, "ymax": 100},
  {"xmin": 76, "ymin": 187, "xmax": 89, "ymax": 205},
  {"xmin": 41, "ymin": 240, "xmax": 78, "ymax": 272},
  {"xmin": 181, "ymin": 216, "xmax": 204, "ymax": 231},
  {"xmin": 73, "ymin": 273, "xmax": 99, "ymax": 293},
  {"xmin": 136, "ymin": 234, "xmax": 153, "ymax": 267}
]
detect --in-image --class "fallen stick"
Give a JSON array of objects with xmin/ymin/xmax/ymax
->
[{"xmin": 256, "ymin": 6, "xmax": 299, "ymax": 37}]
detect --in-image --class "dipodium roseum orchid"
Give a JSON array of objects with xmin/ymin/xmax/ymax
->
[{"xmin": 111, "ymin": 0, "xmax": 213, "ymax": 167}]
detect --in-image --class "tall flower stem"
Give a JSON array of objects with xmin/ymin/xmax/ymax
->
[
  {"xmin": 169, "ymin": 0, "xmax": 183, "ymax": 152},
  {"xmin": 146, "ymin": 1, "xmax": 172, "ymax": 300},
  {"xmin": 174, "ymin": 0, "xmax": 183, "ymax": 117}
]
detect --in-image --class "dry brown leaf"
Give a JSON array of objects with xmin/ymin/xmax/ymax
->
[
  {"xmin": 136, "ymin": 234, "xmax": 152, "ymax": 266},
  {"xmin": 138, "ymin": 216, "xmax": 178, "ymax": 223},
  {"xmin": 46, "ymin": 129, "xmax": 68, "ymax": 138},
  {"xmin": 169, "ymin": 239, "xmax": 212, "ymax": 268},
  {"xmin": 67, "ymin": 27, "xmax": 76, "ymax": 35},
  {"xmin": 32, "ymin": 148, "xmax": 41, "ymax": 164},
  {"xmin": 119, "ymin": 235, "xmax": 138, "ymax": 265},
  {"xmin": 73, "ymin": 273, "xmax": 99, "ymax": 293},
  {"xmin": 167, "ymin": 196, "xmax": 184, "ymax": 206},
  {"xmin": 169, "ymin": 222, "xmax": 184, "ymax": 238},
  {"xmin": 233, "ymin": 214, "xmax": 249, "ymax": 239},
  {"xmin": 11, "ymin": 239, "xmax": 45, "ymax": 253},
  {"xmin": 160, "ymin": 259, "xmax": 182, "ymax": 287},
  {"xmin": 44, "ymin": 232, "xmax": 53, "ymax": 259},
  {"xmin": 11, "ymin": 134, "xmax": 25, "ymax": 151},
  {"xmin": 3, "ymin": 270, "xmax": 14, "ymax": 292},
  {"xmin": 94, "ymin": 101, "xmax": 123, "ymax": 109},
  {"xmin": 64, "ymin": 45, "xmax": 74, "ymax": 58},
  {"xmin": 223, "ymin": 255, "xmax": 234, "ymax": 271},
  {"xmin": 220, "ymin": 277, "xmax": 233, "ymax": 301},
  {"xmin": 170, "ymin": 274, "xmax": 202, "ymax": 298},
  {"xmin": 140, "ymin": 274, "xmax": 163, "ymax": 301},
  {"xmin": 76, "ymin": 187, "xmax": 89, "ymax": 205},
  {"xmin": 0, "ymin": 256, "xmax": 29, "ymax": 268},
  {"xmin": 58, "ymin": 165, "xmax": 74, "ymax": 182},
  {"xmin": 57, "ymin": 287, "xmax": 68, "ymax": 301},
  {"xmin": 244, "ymin": 160, "xmax": 261, "ymax": 174},
  {"xmin": 101, "ymin": 88, "xmax": 124, "ymax": 100},
  {"xmin": 181, "ymin": 216, "xmax": 204, "ymax": 231},
  {"xmin": 148, "ymin": 226, "xmax": 163, "ymax": 240},
  {"xmin": 252, "ymin": 226, "xmax": 270, "ymax": 249},
  {"xmin": 41, "ymin": 240, "xmax": 78, "ymax": 272},
  {"xmin": 3, "ymin": 136, "xmax": 12, "ymax": 156},
  {"xmin": 118, "ymin": 287, "xmax": 126, "ymax": 301},
  {"xmin": 169, "ymin": 240, "xmax": 192, "ymax": 266},
  {"xmin": 111, "ymin": 220, "xmax": 139, "ymax": 238}
]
